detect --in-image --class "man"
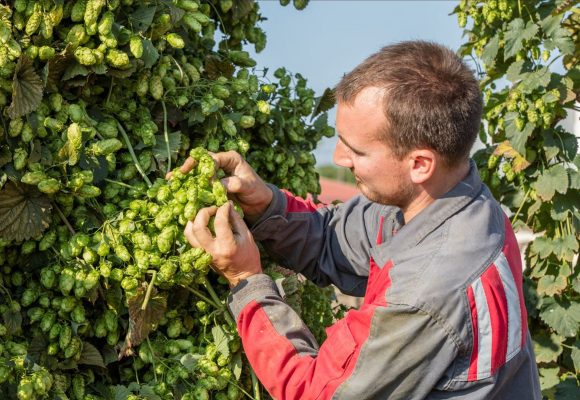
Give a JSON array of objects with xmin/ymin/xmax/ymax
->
[{"xmin": 183, "ymin": 41, "xmax": 542, "ymax": 399}]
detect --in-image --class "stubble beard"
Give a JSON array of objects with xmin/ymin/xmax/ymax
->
[{"xmin": 356, "ymin": 179, "xmax": 416, "ymax": 209}]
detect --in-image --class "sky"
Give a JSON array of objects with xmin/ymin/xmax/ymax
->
[{"xmin": 250, "ymin": 1, "xmax": 465, "ymax": 166}]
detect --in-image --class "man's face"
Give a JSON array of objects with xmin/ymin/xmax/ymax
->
[{"xmin": 334, "ymin": 87, "xmax": 416, "ymax": 207}]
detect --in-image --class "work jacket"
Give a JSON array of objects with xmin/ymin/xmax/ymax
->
[{"xmin": 227, "ymin": 161, "xmax": 542, "ymax": 399}]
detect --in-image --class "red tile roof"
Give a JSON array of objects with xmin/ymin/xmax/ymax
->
[{"xmin": 314, "ymin": 177, "xmax": 360, "ymax": 204}]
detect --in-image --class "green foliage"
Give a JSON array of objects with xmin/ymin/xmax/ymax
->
[
  {"xmin": 455, "ymin": 0, "xmax": 579, "ymax": 396},
  {"xmin": 0, "ymin": 0, "xmax": 336, "ymax": 398}
]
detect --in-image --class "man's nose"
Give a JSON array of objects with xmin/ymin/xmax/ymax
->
[{"xmin": 333, "ymin": 141, "xmax": 352, "ymax": 169}]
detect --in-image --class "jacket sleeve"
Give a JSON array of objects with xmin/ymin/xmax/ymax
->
[
  {"xmin": 250, "ymin": 185, "xmax": 392, "ymax": 296},
  {"xmin": 228, "ymin": 274, "xmax": 459, "ymax": 400}
]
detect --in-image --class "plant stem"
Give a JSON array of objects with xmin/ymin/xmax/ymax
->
[
  {"xmin": 183, "ymin": 285, "xmax": 219, "ymax": 309},
  {"xmin": 170, "ymin": 56, "xmax": 185, "ymax": 82},
  {"xmin": 161, "ymin": 100, "xmax": 171, "ymax": 175},
  {"xmin": 106, "ymin": 77, "xmax": 114, "ymax": 106},
  {"xmin": 141, "ymin": 271, "xmax": 157, "ymax": 311},
  {"xmin": 511, "ymin": 187, "xmax": 531, "ymax": 225},
  {"xmin": 133, "ymin": 362, "xmax": 140, "ymax": 385},
  {"xmin": 104, "ymin": 178, "xmax": 134, "ymax": 189},
  {"xmin": 202, "ymin": 276, "xmax": 235, "ymax": 327},
  {"xmin": 147, "ymin": 337, "xmax": 158, "ymax": 383},
  {"xmin": 116, "ymin": 120, "xmax": 152, "ymax": 187},
  {"xmin": 53, "ymin": 202, "xmax": 75, "ymax": 235},
  {"xmin": 226, "ymin": 376, "xmax": 256, "ymax": 400}
]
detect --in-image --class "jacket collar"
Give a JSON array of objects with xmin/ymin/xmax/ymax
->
[{"xmin": 370, "ymin": 160, "xmax": 483, "ymax": 264}]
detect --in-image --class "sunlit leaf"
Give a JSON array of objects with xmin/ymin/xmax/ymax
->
[
  {"xmin": 0, "ymin": 181, "xmax": 52, "ymax": 242},
  {"xmin": 532, "ymin": 164, "xmax": 568, "ymax": 201},
  {"xmin": 537, "ymin": 274, "xmax": 567, "ymax": 296},
  {"xmin": 8, "ymin": 56, "xmax": 44, "ymax": 119},
  {"xmin": 538, "ymin": 367, "xmax": 560, "ymax": 391},
  {"xmin": 506, "ymin": 60, "xmax": 525, "ymax": 82},
  {"xmin": 212, "ymin": 324, "xmax": 230, "ymax": 358},
  {"xmin": 505, "ymin": 117, "xmax": 533, "ymax": 155},
  {"xmin": 542, "ymin": 17, "xmax": 575, "ymax": 55},
  {"xmin": 543, "ymin": 129, "xmax": 578, "ymax": 162},
  {"xmin": 504, "ymin": 19, "xmax": 538, "ymax": 59},
  {"xmin": 519, "ymin": 67, "xmax": 551, "ymax": 93},
  {"xmin": 530, "ymin": 237, "xmax": 553, "ymax": 258},
  {"xmin": 551, "ymin": 193, "xmax": 578, "ymax": 221},
  {"xmin": 540, "ymin": 297, "xmax": 580, "ymax": 338},
  {"xmin": 533, "ymin": 331, "xmax": 563, "ymax": 363},
  {"xmin": 553, "ymin": 234, "xmax": 578, "ymax": 261},
  {"xmin": 482, "ymin": 34, "xmax": 500, "ymax": 67},
  {"xmin": 493, "ymin": 140, "xmax": 530, "ymax": 172},
  {"xmin": 231, "ymin": 352, "xmax": 243, "ymax": 380},
  {"xmin": 180, "ymin": 353, "xmax": 203, "ymax": 372}
]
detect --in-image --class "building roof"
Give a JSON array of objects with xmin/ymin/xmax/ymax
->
[{"xmin": 315, "ymin": 177, "xmax": 359, "ymax": 204}]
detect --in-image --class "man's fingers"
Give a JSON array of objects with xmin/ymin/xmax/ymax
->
[
  {"xmin": 214, "ymin": 202, "xmax": 235, "ymax": 243},
  {"xmin": 189, "ymin": 206, "xmax": 218, "ymax": 249},
  {"xmin": 229, "ymin": 201, "xmax": 250, "ymax": 235},
  {"xmin": 184, "ymin": 221, "xmax": 202, "ymax": 248},
  {"xmin": 166, "ymin": 157, "xmax": 197, "ymax": 179},
  {"xmin": 212, "ymin": 151, "xmax": 242, "ymax": 174},
  {"xmin": 220, "ymin": 176, "xmax": 243, "ymax": 194},
  {"xmin": 179, "ymin": 157, "xmax": 197, "ymax": 174}
]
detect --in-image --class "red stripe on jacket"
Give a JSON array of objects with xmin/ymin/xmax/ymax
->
[
  {"xmin": 502, "ymin": 215, "xmax": 528, "ymax": 345},
  {"xmin": 467, "ymin": 285, "xmax": 479, "ymax": 380},
  {"xmin": 481, "ymin": 265, "xmax": 509, "ymax": 373},
  {"xmin": 237, "ymin": 259, "xmax": 394, "ymax": 400},
  {"xmin": 281, "ymin": 190, "xmax": 326, "ymax": 214}
]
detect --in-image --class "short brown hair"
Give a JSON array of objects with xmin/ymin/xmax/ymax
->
[{"xmin": 335, "ymin": 41, "xmax": 482, "ymax": 167}]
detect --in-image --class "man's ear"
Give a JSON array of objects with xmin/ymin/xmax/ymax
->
[{"xmin": 408, "ymin": 149, "xmax": 436, "ymax": 184}]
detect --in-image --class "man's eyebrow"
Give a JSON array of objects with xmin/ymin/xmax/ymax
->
[{"xmin": 338, "ymin": 134, "xmax": 364, "ymax": 155}]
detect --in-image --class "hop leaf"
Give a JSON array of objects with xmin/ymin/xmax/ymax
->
[
  {"xmin": 8, "ymin": 56, "xmax": 44, "ymax": 119},
  {"xmin": 0, "ymin": 181, "xmax": 52, "ymax": 242},
  {"xmin": 120, "ymin": 286, "xmax": 167, "ymax": 359}
]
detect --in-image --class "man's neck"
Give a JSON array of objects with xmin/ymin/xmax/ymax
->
[{"xmin": 402, "ymin": 161, "xmax": 471, "ymax": 223}]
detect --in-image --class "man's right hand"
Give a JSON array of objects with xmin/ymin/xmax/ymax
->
[{"xmin": 177, "ymin": 150, "xmax": 273, "ymax": 222}]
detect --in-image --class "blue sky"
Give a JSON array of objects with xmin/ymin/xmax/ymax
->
[{"xmin": 250, "ymin": 1, "xmax": 466, "ymax": 165}]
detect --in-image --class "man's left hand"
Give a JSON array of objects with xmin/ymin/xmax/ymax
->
[{"xmin": 184, "ymin": 201, "xmax": 262, "ymax": 288}]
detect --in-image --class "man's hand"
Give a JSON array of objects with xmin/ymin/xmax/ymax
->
[
  {"xmin": 173, "ymin": 151, "xmax": 273, "ymax": 222},
  {"xmin": 184, "ymin": 201, "xmax": 262, "ymax": 288}
]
